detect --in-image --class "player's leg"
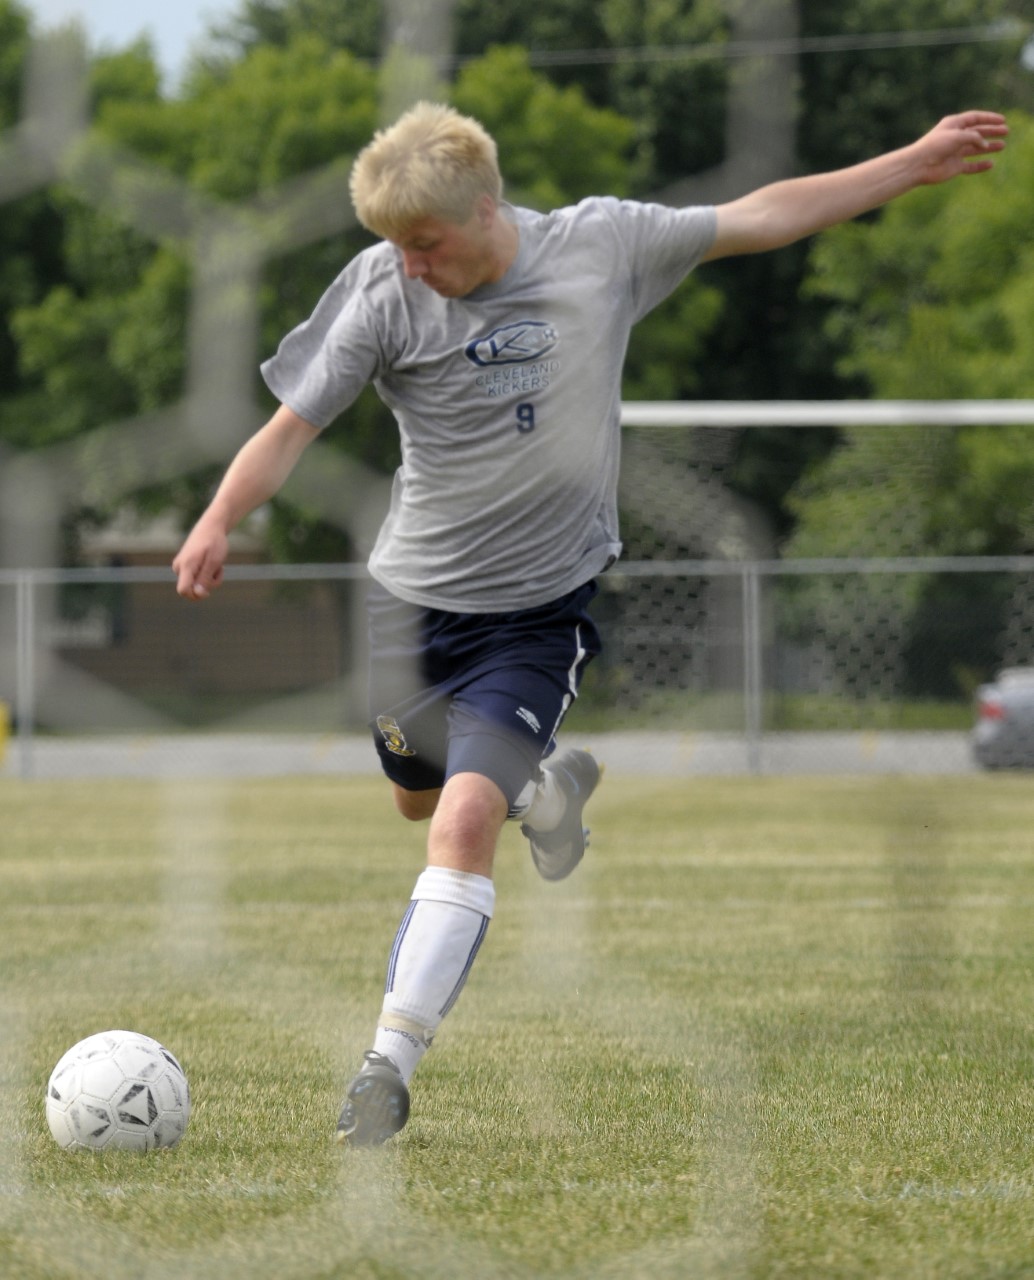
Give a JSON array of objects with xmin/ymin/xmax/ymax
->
[
  {"xmin": 338, "ymin": 768, "xmax": 507, "ymax": 1147},
  {"xmin": 345, "ymin": 681, "xmax": 605, "ymax": 1136},
  {"xmin": 452, "ymin": 582, "xmax": 604, "ymax": 880},
  {"xmin": 341, "ymin": 715, "xmax": 546, "ymax": 1145},
  {"xmin": 343, "ymin": 596, "xmax": 512, "ymax": 1145},
  {"xmin": 446, "ymin": 695, "xmax": 603, "ymax": 881},
  {"xmin": 426, "ymin": 769, "xmax": 506, "ymax": 875},
  {"xmin": 372, "ymin": 770, "xmax": 504, "ymax": 1048},
  {"xmin": 338, "ymin": 583, "xmax": 603, "ymax": 1144},
  {"xmin": 390, "ymin": 782, "xmax": 440, "ymax": 821},
  {"xmin": 338, "ymin": 588, "xmax": 460, "ymax": 1145}
]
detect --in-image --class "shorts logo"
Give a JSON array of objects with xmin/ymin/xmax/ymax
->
[
  {"xmin": 465, "ymin": 321, "xmax": 559, "ymax": 368},
  {"xmin": 516, "ymin": 707, "xmax": 541, "ymax": 734},
  {"xmin": 376, "ymin": 714, "xmax": 416, "ymax": 757}
]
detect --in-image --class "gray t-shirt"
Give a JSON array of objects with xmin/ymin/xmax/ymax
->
[{"xmin": 261, "ymin": 197, "xmax": 717, "ymax": 612}]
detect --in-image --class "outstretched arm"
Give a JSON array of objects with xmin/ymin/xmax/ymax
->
[
  {"xmin": 703, "ymin": 110, "xmax": 1007, "ymax": 262},
  {"xmin": 173, "ymin": 404, "xmax": 320, "ymax": 600}
]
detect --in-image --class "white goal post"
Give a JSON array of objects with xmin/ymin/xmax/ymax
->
[{"xmin": 621, "ymin": 400, "xmax": 1034, "ymax": 427}]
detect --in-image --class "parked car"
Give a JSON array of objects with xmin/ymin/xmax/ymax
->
[{"xmin": 972, "ymin": 668, "xmax": 1034, "ymax": 768}]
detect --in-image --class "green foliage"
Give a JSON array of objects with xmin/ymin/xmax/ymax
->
[
  {"xmin": 622, "ymin": 283, "xmax": 725, "ymax": 401},
  {"xmin": 452, "ymin": 45, "xmax": 636, "ymax": 206},
  {"xmin": 4, "ymin": 31, "xmax": 383, "ymax": 521},
  {"xmin": 796, "ymin": 112, "xmax": 1034, "ymax": 558},
  {"xmin": 88, "ymin": 39, "xmax": 163, "ymax": 111},
  {"xmin": 784, "ymin": 112, "xmax": 1034, "ymax": 694},
  {"xmin": 5, "ymin": 0, "xmax": 1034, "ymax": 565},
  {"xmin": 109, "ymin": 252, "xmax": 191, "ymax": 411},
  {"xmin": 457, "ymin": 0, "xmax": 732, "ymax": 188},
  {"xmin": 798, "ymin": 0, "xmax": 1030, "ymax": 170},
  {"xmin": 0, "ymin": 0, "xmax": 29, "ymax": 128},
  {"xmin": 96, "ymin": 37, "xmax": 378, "ymax": 194},
  {"xmin": 0, "ymin": 3, "xmax": 67, "ymax": 434},
  {"xmin": 4, "ymin": 28, "xmax": 658, "ymax": 561},
  {"xmin": 202, "ymin": 0, "xmax": 385, "ymax": 64},
  {"xmin": 454, "ymin": 0, "xmax": 612, "ymax": 102},
  {"xmin": 724, "ymin": 0, "xmax": 1033, "ymax": 525},
  {"xmin": 11, "ymin": 285, "xmax": 138, "ymax": 443},
  {"xmin": 600, "ymin": 0, "xmax": 730, "ymax": 189},
  {"xmin": 210, "ymin": 0, "xmax": 732, "ymax": 186},
  {"xmin": 1, "ymin": 39, "xmax": 174, "ymax": 448}
]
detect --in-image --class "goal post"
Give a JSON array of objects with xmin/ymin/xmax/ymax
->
[{"xmin": 621, "ymin": 400, "xmax": 1034, "ymax": 427}]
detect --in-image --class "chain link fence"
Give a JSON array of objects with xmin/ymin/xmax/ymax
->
[{"xmin": 4, "ymin": 554, "xmax": 1033, "ymax": 779}]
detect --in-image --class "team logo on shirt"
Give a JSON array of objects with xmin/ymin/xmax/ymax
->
[{"xmin": 465, "ymin": 321, "xmax": 559, "ymax": 367}]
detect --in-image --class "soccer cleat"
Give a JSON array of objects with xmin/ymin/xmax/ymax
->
[
  {"xmin": 522, "ymin": 748, "xmax": 602, "ymax": 882},
  {"xmin": 335, "ymin": 1051, "xmax": 410, "ymax": 1147}
]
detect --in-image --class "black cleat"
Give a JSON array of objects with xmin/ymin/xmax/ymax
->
[
  {"xmin": 522, "ymin": 748, "xmax": 602, "ymax": 882},
  {"xmin": 335, "ymin": 1051, "xmax": 410, "ymax": 1147}
]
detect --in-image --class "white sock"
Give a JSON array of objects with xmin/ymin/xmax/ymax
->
[{"xmin": 373, "ymin": 866, "xmax": 495, "ymax": 1084}]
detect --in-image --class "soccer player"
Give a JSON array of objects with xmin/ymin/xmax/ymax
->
[{"xmin": 172, "ymin": 103, "xmax": 1006, "ymax": 1145}]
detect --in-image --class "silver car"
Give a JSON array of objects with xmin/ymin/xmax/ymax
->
[{"xmin": 973, "ymin": 668, "xmax": 1034, "ymax": 768}]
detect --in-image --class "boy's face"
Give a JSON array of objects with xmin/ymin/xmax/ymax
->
[{"xmin": 390, "ymin": 199, "xmax": 508, "ymax": 298}]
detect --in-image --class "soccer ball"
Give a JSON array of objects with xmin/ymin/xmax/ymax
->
[{"xmin": 46, "ymin": 1030, "xmax": 191, "ymax": 1152}]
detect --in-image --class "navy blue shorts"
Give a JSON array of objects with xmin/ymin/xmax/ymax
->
[{"xmin": 366, "ymin": 581, "xmax": 602, "ymax": 806}]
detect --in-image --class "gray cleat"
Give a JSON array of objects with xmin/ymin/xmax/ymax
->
[
  {"xmin": 522, "ymin": 748, "xmax": 602, "ymax": 881},
  {"xmin": 336, "ymin": 1051, "xmax": 410, "ymax": 1147}
]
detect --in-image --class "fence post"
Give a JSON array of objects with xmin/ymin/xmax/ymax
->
[
  {"xmin": 15, "ymin": 571, "xmax": 35, "ymax": 780},
  {"xmin": 742, "ymin": 563, "xmax": 763, "ymax": 775}
]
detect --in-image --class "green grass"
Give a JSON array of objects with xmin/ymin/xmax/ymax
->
[
  {"xmin": 2, "ymin": 772, "xmax": 1034, "ymax": 1278},
  {"xmin": 27, "ymin": 682, "xmax": 975, "ymax": 734},
  {"xmin": 573, "ymin": 684, "xmax": 974, "ymax": 732}
]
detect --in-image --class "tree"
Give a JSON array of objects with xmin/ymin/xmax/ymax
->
[
  {"xmin": 698, "ymin": 0, "xmax": 1032, "ymax": 537},
  {"xmin": 792, "ymin": 111, "xmax": 1034, "ymax": 556},
  {"xmin": 783, "ymin": 111, "xmax": 1034, "ymax": 694},
  {"xmin": 797, "ymin": 0, "xmax": 1033, "ymax": 173},
  {"xmin": 5, "ymin": 36, "xmax": 677, "ymax": 562},
  {"xmin": 0, "ymin": 0, "xmax": 68, "ymax": 442},
  {"xmin": 184, "ymin": 0, "xmax": 1034, "ymax": 539},
  {"xmin": 454, "ymin": 0, "xmax": 612, "ymax": 104},
  {"xmin": 204, "ymin": 0, "xmax": 385, "ymax": 64},
  {"xmin": 7, "ymin": 0, "xmax": 1033, "ymax": 564},
  {"xmin": 206, "ymin": 0, "xmax": 730, "ymax": 182}
]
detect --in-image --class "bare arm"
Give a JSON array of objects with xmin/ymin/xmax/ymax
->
[
  {"xmin": 172, "ymin": 404, "xmax": 320, "ymax": 600},
  {"xmin": 703, "ymin": 110, "xmax": 1007, "ymax": 262}
]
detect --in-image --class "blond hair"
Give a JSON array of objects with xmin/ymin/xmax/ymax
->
[{"xmin": 349, "ymin": 102, "xmax": 503, "ymax": 240}]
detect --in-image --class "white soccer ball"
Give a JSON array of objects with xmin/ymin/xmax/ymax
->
[{"xmin": 46, "ymin": 1030, "xmax": 191, "ymax": 1152}]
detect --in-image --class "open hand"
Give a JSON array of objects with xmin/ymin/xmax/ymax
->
[{"xmin": 917, "ymin": 111, "xmax": 1008, "ymax": 184}]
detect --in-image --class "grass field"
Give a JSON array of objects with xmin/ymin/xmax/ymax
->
[{"xmin": 2, "ymin": 771, "xmax": 1033, "ymax": 1278}]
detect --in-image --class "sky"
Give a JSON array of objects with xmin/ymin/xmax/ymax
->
[{"xmin": 25, "ymin": 0, "xmax": 242, "ymax": 89}]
